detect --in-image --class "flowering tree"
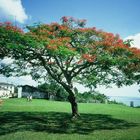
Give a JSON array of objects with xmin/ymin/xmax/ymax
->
[{"xmin": 0, "ymin": 17, "xmax": 140, "ymax": 117}]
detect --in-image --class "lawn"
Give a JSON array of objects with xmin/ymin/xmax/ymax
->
[{"xmin": 0, "ymin": 98, "xmax": 140, "ymax": 140}]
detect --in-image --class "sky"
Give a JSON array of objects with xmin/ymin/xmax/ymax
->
[{"xmin": 0, "ymin": 0, "xmax": 140, "ymax": 97}]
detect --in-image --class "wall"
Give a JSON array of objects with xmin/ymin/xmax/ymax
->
[{"xmin": 21, "ymin": 91, "xmax": 48, "ymax": 99}]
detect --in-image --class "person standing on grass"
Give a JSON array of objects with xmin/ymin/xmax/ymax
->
[{"xmin": 30, "ymin": 95, "xmax": 32, "ymax": 101}]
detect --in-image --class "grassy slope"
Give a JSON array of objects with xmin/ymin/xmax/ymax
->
[{"xmin": 0, "ymin": 98, "xmax": 140, "ymax": 140}]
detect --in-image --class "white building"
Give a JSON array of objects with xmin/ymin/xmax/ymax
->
[
  {"xmin": 17, "ymin": 85, "xmax": 49, "ymax": 99},
  {"xmin": 0, "ymin": 82, "xmax": 15, "ymax": 98}
]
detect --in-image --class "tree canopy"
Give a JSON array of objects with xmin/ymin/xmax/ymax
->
[{"xmin": 0, "ymin": 18, "xmax": 140, "ymax": 87}]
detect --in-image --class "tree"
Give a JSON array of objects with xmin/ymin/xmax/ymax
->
[
  {"xmin": 38, "ymin": 79, "xmax": 68, "ymax": 101},
  {"xmin": 0, "ymin": 17, "xmax": 140, "ymax": 117},
  {"xmin": 76, "ymin": 91, "xmax": 108, "ymax": 103}
]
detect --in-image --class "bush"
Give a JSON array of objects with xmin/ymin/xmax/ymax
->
[
  {"xmin": 76, "ymin": 91, "xmax": 108, "ymax": 103},
  {"xmin": 38, "ymin": 82, "xmax": 68, "ymax": 101}
]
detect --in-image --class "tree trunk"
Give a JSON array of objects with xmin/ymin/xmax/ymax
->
[
  {"xmin": 60, "ymin": 82, "xmax": 80, "ymax": 118},
  {"xmin": 68, "ymin": 93, "xmax": 79, "ymax": 118}
]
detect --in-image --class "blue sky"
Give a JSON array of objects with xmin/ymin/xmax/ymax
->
[
  {"xmin": 22, "ymin": 0, "xmax": 140, "ymax": 38},
  {"xmin": 0, "ymin": 0, "xmax": 140, "ymax": 97}
]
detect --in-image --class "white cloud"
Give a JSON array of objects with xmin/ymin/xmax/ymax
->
[
  {"xmin": 0, "ymin": 57, "xmax": 13, "ymax": 64},
  {"xmin": 97, "ymin": 85, "xmax": 140, "ymax": 97},
  {"xmin": 0, "ymin": 0, "xmax": 28, "ymax": 23},
  {"xmin": 0, "ymin": 75, "xmax": 38, "ymax": 86},
  {"xmin": 124, "ymin": 33, "xmax": 140, "ymax": 49}
]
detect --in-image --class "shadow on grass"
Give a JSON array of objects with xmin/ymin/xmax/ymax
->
[{"xmin": 0, "ymin": 112, "xmax": 137, "ymax": 135}]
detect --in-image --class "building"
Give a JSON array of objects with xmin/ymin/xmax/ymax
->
[
  {"xmin": 0, "ymin": 83, "xmax": 49, "ymax": 99},
  {"xmin": 18, "ymin": 85, "xmax": 49, "ymax": 99},
  {"xmin": 0, "ymin": 82, "xmax": 15, "ymax": 98}
]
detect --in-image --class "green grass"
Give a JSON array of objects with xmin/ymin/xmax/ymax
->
[{"xmin": 0, "ymin": 98, "xmax": 140, "ymax": 140}]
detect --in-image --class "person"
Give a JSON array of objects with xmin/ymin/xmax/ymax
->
[
  {"xmin": 27, "ymin": 96, "xmax": 29, "ymax": 101},
  {"xmin": 29, "ymin": 95, "xmax": 32, "ymax": 101},
  {"xmin": 27, "ymin": 95, "xmax": 32, "ymax": 101}
]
